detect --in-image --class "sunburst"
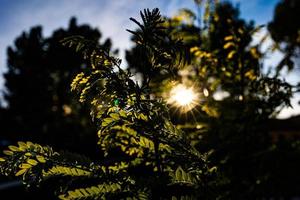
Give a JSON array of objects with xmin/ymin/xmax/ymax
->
[{"xmin": 167, "ymin": 84, "xmax": 199, "ymax": 112}]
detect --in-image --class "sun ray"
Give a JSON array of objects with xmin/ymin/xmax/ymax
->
[{"xmin": 167, "ymin": 84, "xmax": 200, "ymax": 113}]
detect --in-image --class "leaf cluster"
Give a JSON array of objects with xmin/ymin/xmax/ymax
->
[{"xmin": 0, "ymin": 8, "xmax": 215, "ymax": 200}]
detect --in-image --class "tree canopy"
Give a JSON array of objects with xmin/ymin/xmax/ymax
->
[
  {"xmin": 1, "ymin": 17, "xmax": 114, "ymax": 155},
  {"xmin": 268, "ymin": 0, "xmax": 300, "ymax": 72}
]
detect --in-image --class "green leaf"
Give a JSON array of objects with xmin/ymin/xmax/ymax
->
[
  {"xmin": 20, "ymin": 163, "xmax": 32, "ymax": 169},
  {"xmin": 227, "ymin": 50, "xmax": 236, "ymax": 59},
  {"xmin": 224, "ymin": 35, "xmax": 234, "ymax": 41},
  {"xmin": 8, "ymin": 145, "xmax": 20, "ymax": 152},
  {"xmin": 119, "ymin": 110, "xmax": 127, "ymax": 117},
  {"xmin": 175, "ymin": 166, "xmax": 183, "ymax": 181},
  {"xmin": 15, "ymin": 168, "xmax": 27, "ymax": 176},
  {"xmin": 110, "ymin": 113, "xmax": 120, "ymax": 120},
  {"xmin": 27, "ymin": 159, "xmax": 38, "ymax": 166},
  {"xmin": 114, "ymin": 99, "xmax": 120, "ymax": 106},
  {"xmin": 36, "ymin": 155, "xmax": 46, "ymax": 163},
  {"xmin": 101, "ymin": 117, "xmax": 114, "ymax": 127},
  {"xmin": 223, "ymin": 42, "xmax": 235, "ymax": 49},
  {"xmin": 3, "ymin": 150, "xmax": 13, "ymax": 156}
]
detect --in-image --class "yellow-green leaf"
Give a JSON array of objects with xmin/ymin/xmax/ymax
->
[
  {"xmin": 27, "ymin": 159, "xmax": 38, "ymax": 166},
  {"xmin": 223, "ymin": 42, "xmax": 234, "ymax": 49},
  {"xmin": 8, "ymin": 145, "xmax": 19, "ymax": 152},
  {"xmin": 18, "ymin": 141, "xmax": 27, "ymax": 148},
  {"xmin": 190, "ymin": 46, "xmax": 199, "ymax": 53},
  {"xmin": 209, "ymin": 166, "xmax": 217, "ymax": 173},
  {"xmin": 86, "ymin": 188, "xmax": 95, "ymax": 195},
  {"xmin": 119, "ymin": 110, "xmax": 127, "ymax": 117},
  {"xmin": 20, "ymin": 163, "xmax": 32, "ymax": 169},
  {"xmin": 26, "ymin": 141, "xmax": 34, "ymax": 147},
  {"xmin": 110, "ymin": 113, "xmax": 120, "ymax": 120},
  {"xmin": 79, "ymin": 188, "xmax": 89, "ymax": 196},
  {"xmin": 74, "ymin": 189, "xmax": 83, "ymax": 196},
  {"xmin": 224, "ymin": 35, "xmax": 234, "ymax": 41},
  {"xmin": 227, "ymin": 51, "xmax": 236, "ymax": 59},
  {"xmin": 15, "ymin": 168, "xmax": 27, "ymax": 176},
  {"xmin": 104, "ymin": 59, "xmax": 111, "ymax": 66},
  {"xmin": 90, "ymin": 186, "xmax": 100, "ymax": 193},
  {"xmin": 175, "ymin": 166, "xmax": 183, "ymax": 181},
  {"xmin": 58, "ymin": 195, "xmax": 67, "ymax": 200},
  {"xmin": 3, "ymin": 150, "xmax": 13, "ymax": 156},
  {"xmin": 139, "ymin": 113, "xmax": 148, "ymax": 121},
  {"xmin": 68, "ymin": 191, "xmax": 78, "ymax": 198},
  {"xmin": 101, "ymin": 118, "xmax": 114, "ymax": 127},
  {"xmin": 25, "ymin": 152, "xmax": 32, "ymax": 156},
  {"xmin": 36, "ymin": 155, "xmax": 46, "ymax": 163},
  {"xmin": 0, "ymin": 157, "xmax": 5, "ymax": 162}
]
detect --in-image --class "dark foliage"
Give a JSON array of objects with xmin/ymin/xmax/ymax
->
[
  {"xmin": 1, "ymin": 17, "xmax": 114, "ymax": 156},
  {"xmin": 268, "ymin": 0, "xmax": 300, "ymax": 72},
  {"xmin": 127, "ymin": 2, "xmax": 299, "ymax": 199}
]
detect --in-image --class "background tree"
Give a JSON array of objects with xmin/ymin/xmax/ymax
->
[
  {"xmin": 1, "ymin": 17, "xmax": 114, "ymax": 156},
  {"xmin": 126, "ymin": 1, "xmax": 298, "ymax": 198},
  {"xmin": 268, "ymin": 0, "xmax": 300, "ymax": 72}
]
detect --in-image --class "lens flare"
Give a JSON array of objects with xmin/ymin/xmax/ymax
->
[{"xmin": 167, "ymin": 84, "xmax": 199, "ymax": 112}]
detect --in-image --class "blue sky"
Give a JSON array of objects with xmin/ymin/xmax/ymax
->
[{"xmin": 1, "ymin": 0, "xmax": 298, "ymax": 118}]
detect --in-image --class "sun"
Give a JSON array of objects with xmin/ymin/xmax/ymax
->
[{"xmin": 167, "ymin": 84, "xmax": 199, "ymax": 112}]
